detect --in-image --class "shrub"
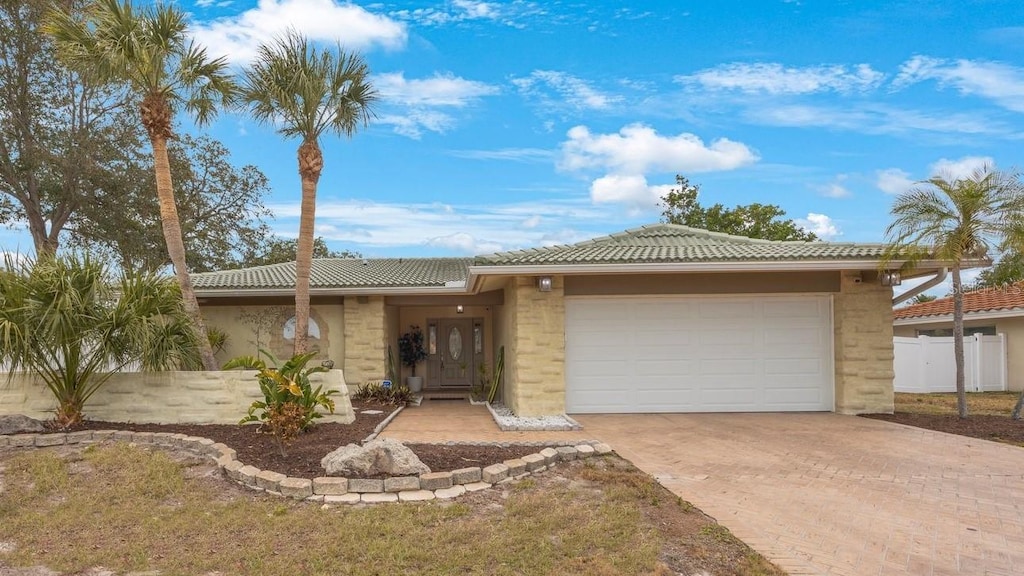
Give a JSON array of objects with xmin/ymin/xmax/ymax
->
[
  {"xmin": 397, "ymin": 325, "xmax": 427, "ymax": 377},
  {"xmin": 353, "ymin": 381, "xmax": 413, "ymax": 405}
]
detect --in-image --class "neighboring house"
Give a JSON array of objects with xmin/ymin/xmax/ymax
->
[
  {"xmin": 894, "ymin": 282, "xmax": 1024, "ymax": 391},
  {"xmin": 193, "ymin": 224, "xmax": 940, "ymax": 417}
]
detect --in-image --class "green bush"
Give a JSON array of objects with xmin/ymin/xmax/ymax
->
[{"xmin": 353, "ymin": 381, "xmax": 413, "ymax": 405}]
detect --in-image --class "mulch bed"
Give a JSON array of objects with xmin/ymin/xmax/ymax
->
[
  {"xmin": 863, "ymin": 413, "xmax": 1024, "ymax": 445},
  {"xmin": 46, "ymin": 400, "xmax": 544, "ymax": 478}
]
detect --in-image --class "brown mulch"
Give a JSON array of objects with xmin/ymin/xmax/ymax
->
[
  {"xmin": 863, "ymin": 413, "xmax": 1024, "ymax": 445},
  {"xmin": 47, "ymin": 400, "xmax": 547, "ymax": 478}
]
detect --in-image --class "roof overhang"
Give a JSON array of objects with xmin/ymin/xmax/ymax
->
[
  {"xmin": 894, "ymin": 307, "xmax": 1024, "ymax": 325},
  {"xmin": 195, "ymin": 285, "xmax": 472, "ymax": 299}
]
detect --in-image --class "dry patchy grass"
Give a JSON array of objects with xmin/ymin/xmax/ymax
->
[
  {"xmin": 0, "ymin": 444, "xmax": 783, "ymax": 576},
  {"xmin": 894, "ymin": 392, "xmax": 1021, "ymax": 416}
]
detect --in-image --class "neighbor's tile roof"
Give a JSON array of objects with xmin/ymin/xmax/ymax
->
[
  {"xmin": 894, "ymin": 281, "xmax": 1024, "ymax": 320},
  {"xmin": 474, "ymin": 223, "xmax": 889, "ymax": 266},
  {"xmin": 192, "ymin": 258, "xmax": 472, "ymax": 290}
]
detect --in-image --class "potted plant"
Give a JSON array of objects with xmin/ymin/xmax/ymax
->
[{"xmin": 398, "ymin": 325, "xmax": 427, "ymax": 393}]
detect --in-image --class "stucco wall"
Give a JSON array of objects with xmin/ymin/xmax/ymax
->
[
  {"xmin": 895, "ymin": 316, "xmax": 1024, "ymax": 392},
  {"xmin": 505, "ymin": 276, "xmax": 566, "ymax": 417},
  {"xmin": 342, "ymin": 296, "xmax": 387, "ymax": 388},
  {"xmin": 0, "ymin": 370, "xmax": 354, "ymax": 424},
  {"xmin": 201, "ymin": 304, "xmax": 344, "ymax": 367},
  {"xmin": 834, "ymin": 272, "xmax": 895, "ymax": 414}
]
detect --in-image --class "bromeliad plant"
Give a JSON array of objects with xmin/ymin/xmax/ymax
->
[{"xmin": 223, "ymin": 351, "xmax": 338, "ymax": 454}]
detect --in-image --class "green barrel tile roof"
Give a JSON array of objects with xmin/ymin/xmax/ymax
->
[
  {"xmin": 192, "ymin": 257, "xmax": 473, "ymax": 290},
  {"xmin": 473, "ymin": 224, "xmax": 889, "ymax": 266}
]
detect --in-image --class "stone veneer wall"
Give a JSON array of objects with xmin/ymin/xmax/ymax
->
[
  {"xmin": 833, "ymin": 272, "xmax": 895, "ymax": 414},
  {"xmin": 343, "ymin": 296, "xmax": 387, "ymax": 388},
  {"xmin": 0, "ymin": 370, "xmax": 354, "ymax": 424},
  {"xmin": 506, "ymin": 276, "xmax": 566, "ymax": 417}
]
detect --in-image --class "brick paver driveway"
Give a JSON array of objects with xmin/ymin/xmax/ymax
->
[{"xmin": 573, "ymin": 413, "xmax": 1024, "ymax": 576}]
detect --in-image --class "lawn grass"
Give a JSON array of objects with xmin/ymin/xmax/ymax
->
[
  {"xmin": 894, "ymin": 391, "xmax": 1021, "ymax": 416},
  {"xmin": 0, "ymin": 444, "xmax": 783, "ymax": 576}
]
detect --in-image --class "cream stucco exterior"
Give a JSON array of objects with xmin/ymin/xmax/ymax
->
[
  {"xmin": 833, "ymin": 272, "xmax": 895, "ymax": 414},
  {"xmin": 894, "ymin": 315, "xmax": 1024, "ymax": 392},
  {"xmin": 342, "ymin": 296, "xmax": 387, "ymax": 389}
]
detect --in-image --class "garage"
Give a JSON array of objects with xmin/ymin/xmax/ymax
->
[{"xmin": 564, "ymin": 295, "xmax": 834, "ymax": 413}]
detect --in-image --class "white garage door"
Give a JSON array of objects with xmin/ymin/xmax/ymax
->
[{"xmin": 565, "ymin": 295, "xmax": 833, "ymax": 413}]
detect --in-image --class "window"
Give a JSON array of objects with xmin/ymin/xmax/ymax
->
[
  {"xmin": 916, "ymin": 326, "xmax": 996, "ymax": 337},
  {"xmin": 283, "ymin": 316, "xmax": 321, "ymax": 340}
]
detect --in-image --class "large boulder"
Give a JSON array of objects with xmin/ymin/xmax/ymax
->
[
  {"xmin": 0, "ymin": 415, "xmax": 46, "ymax": 435},
  {"xmin": 321, "ymin": 438, "xmax": 430, "ymax": 477}
]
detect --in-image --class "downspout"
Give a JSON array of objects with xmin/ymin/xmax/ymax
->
[{"xmin": 891, "ymin": 267, "xmax": 948, "ymax": 306}]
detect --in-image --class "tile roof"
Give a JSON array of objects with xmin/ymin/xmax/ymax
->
[
  {"xmin": 894, "ymin": 281, "xmax": 1024, "ymax": 319},
  {"xmin": 192, "ymin": 258, "xmax": 472, "ymax": 290},
  {"xmin": 474, "ymin": 223, "xmax": 889, "ymax": 266}
]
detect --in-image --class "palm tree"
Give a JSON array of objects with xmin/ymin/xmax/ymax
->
[
  {"xmin": 241, "ymin": 31, "xmax": 376, "ymax": 354},
  {"xmin": 44, "ymin": 0, "xmax": 236, "ymax": 370},
  {"xmin": 884, "ymin": 166, "xmax": 1024, "ymax": 418},
  {"xmin": 0, "ymin": 253, "xmax": 202, "ymax": 427}
]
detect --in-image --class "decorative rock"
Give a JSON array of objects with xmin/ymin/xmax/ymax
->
[
  {"xmin": 399, "ymin": 490, "xmax": 435, "ymax": 502},
  {"xmin": 9, "ymin": 435, "xmax": 37, "ymax": 447},
  {"xmin": 361, "ymin": 492, "xmax": 398, "ymax": 503},
  {"xmin": 0, "ymin": 415, "xmax": 45, "ymax": 435},
  {"xmin": 215, "ymin": 455, "xmax": 234, "ymax": 468},
  {"xmin": 522, "ymin": 453, "xmax": 546, "ymax": 472},
  {"xmin": 504, "ymin": 459, "xmax": 527, "ymax": 476},
  {"xmin": 482, "ymin": 463, "xmax": 509, "ymax": 484},
  {"xmin": 325, "ymin": 493, "xmax": 361, "ymax": 504},
  {"xmin": 575, "ymin": 444, "xmax": 596, "ymax": 458},
  {"xmin": 451, "ymin": 467, "xmax": 481, "ymax": 485},
  {"xmin": 433, "ymin": 485, "xmax": 466, "ymax": 499},
  {"xmin": 464, "ymin": 482, "xmax": 491, "ymax": 492},
  {"xmin": 151, "ymin": 432, "xmax": 177, "ymax": 445},
  {"xmin": 279, "ymin": 477, "xmax": 313, "ymax": 500},
  {"xmin": 219, "ymin": 447, "xmax": 237, "ymax": 460},
  {"xmin": 223, "ymin": 460, "xmax": 245, "ymax": 480},
  {"xmin": 556, "ymin": 446, "xmax": 578, "ymax": 462},
  {"xmin": 132, "ymin": 432, "xmax": 155, "ymax": 444},
  {"xmin": 593, "ymin": 443, "xmax": 613, "ymax": 455},
  {"xmin": 255, "ymin": 470, "xmax": 286, "ymax": 491},
  {"xmin": 384, "ymin": 476, "xmax": 420, "ymax": 493},
  {"xmin": 361, "ymin": 409, "xmax": 384, "ymax": 415},
  {"xmin": 313, "ymin": 477, "xmax": 348, "ymax": 495},
  {"xmin": 113, "ymin": 431, "xmax": 134, "ymax": 442},
  {"xmin": 321, "ymin": 438, "xmax": 430, "ymax": 477},
  {"xmin": 34, "ymin": 434, "xmax": 65, "ymax": 447},
  {"xmin": 348, "ymin": 478, "xmax": 384, "ymax": 493},
  {"xmin": 209, "ymin": 442, "xmax": 231, "ymax": 457},
  {"xmin": 91, "ymin": 430, "xmax": 116, "ymax": 441},
  {"xmin": 539, "ymin": 447, "xmax": 559, "ymax": 466},
  {"xmin": 65, "ymin": 431, "xmax": 93, "ymax": 444},
  {"xmin": 419, "ymin": 471, "xmax": 453, "ymax": 491},
  {"xmin": 305, "ymin": 495, "xmax": 325, "ymax": 503}
]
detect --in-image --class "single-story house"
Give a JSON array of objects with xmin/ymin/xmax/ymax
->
[
  {"xmin": 894, "ymin": 281, "xmax": 1024, "ymax": 391},
  {"xmin": 192, "ymin": 223, "xmax": 945, "ymax": 417}
]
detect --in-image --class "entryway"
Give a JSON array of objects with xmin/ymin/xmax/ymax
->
[{"xmin": 426, "ymin": 317, "xmax": 483, "ymax": 389}]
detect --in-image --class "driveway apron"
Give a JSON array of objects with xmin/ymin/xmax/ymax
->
[{"xmin": 573, "ymin": 413, "xmax": 1024, "ymax": 576}]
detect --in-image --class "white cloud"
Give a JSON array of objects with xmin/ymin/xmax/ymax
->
[
  {"xmin": 749, "ymin": 104, "xmax": 1000, "ymax": 136},
  {"xmin": 678, "ymin": 62, "xmax": 884, "ymax": 94},
  {"xmin": 815, "ymin": 175, "xmax": 851, "ymax": 198},
  {"xmin": 426, "ymin": 232, "xmax": 503, "ymax": 254},
  {"xmin": 190, "ymin": 0, "xmax": 406, "ymax": 64},
  {"xmin": 929, "ymin": 156, "xmax": 995, "ymax": 180},
  {"xmin": 388, "ymin": 0, "xmax": 541, "ymax": 28},
  {"xmin": 796, "ymin": 213, "xmax": 840, "ymax": 239},
  {"xmin": 446, "ymin": 147, "xmax": 553, "ymax": 162},
  {"xmin": 894, "ymin": 56, "xmax": 1024, "ymax": 113},
  {"xmin": 522, "ymin": 215, "xmax": 542, "ymax": 228},
  {"xmin": 374, "ymin": 72, "xmax": 499, "ymax": 107},
  {"xmin": 512, "ymin": 70, "xmax": 623, "ymax": 111},
  {"xmin": 375, "ymin": 110, "xmax": 455, "ymax": 139},
  {"xmin": 589, "ymin": 174, "xmax": 674, "ymax": 211},
  {"xmin": 876, "ymin": 168, "xmax": 915, "ymax": 195},
  {"xmin": 560, "ymin": 123, "xmax": 758, "ymax": 174}
]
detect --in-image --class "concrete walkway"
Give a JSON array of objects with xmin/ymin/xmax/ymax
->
[{"xmin": 383, "ymin": 403, "xmax": 1024, "ymax": 576}]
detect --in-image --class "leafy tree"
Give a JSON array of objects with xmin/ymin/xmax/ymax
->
[
  {"xmin": 660, "ymin": 175, "xmax": 817, "ymax": 241},
  {"xmin": 0, "ymin": 253, "xmax": 201, "ymax": 427},
  {"xmin": 974, "ymin": 251, "xmax": 1024, "ymax": 288},
  {"xmin": 68, "ymin": 134, "xmax": 273, "ymax": 272},
  {"xmin": 911, "ymin": 294, "xmax": 938, "ymax": 305},
  {"xmin": 46, "ymin": 0, "xmax": 238, "ymax": 370},
  {"xmin": 241, "ymin": 31, "xmax": 376, "ymax": 354},
  {"xmin": 883, "ymin": 166, "xmax": 1024, "ymax": 419},
  {"xmin": 0, "ymin": 0, "xmax": 136, "ymax": 256},
  {"xmin": 237, "ymin": 236, "xmax": 361, "ymax": 268}
]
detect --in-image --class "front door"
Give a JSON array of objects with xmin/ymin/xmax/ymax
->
[{"xmin": 437, "ymin": 318, "xmax": 473, "ymax": 388}]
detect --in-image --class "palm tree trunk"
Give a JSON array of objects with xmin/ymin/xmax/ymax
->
[
  {"xmin": 294, "ymin": 139, "xmax": 323, "ymax": 355},
  {"xmin": 1013, "ymin": 389, "xmax": 1024, "ymax": 420},
  {"xmin": 151, "ymin": 134, "xmax": 218, "ymax": 371},
  {"xmin": 951, "ymin": 264, "xmax": 968, "ymax": 418}
]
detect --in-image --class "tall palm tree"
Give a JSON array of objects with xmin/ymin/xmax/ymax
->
[
  {"xmin": 884, "ymin": 166, "xmax": 1024, "ymax": 418},
  {"xmin": 241, "ymin": 31, "xmax": 376, "ymax": 354},
  {"xmin": 44, "ymin": 0, "xmax": 236, "ymax": 370}
]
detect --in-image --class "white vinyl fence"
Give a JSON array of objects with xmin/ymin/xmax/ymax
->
[{"xmin": 894, "ymin": 334, "xmax": 1007, "ymax": 393}]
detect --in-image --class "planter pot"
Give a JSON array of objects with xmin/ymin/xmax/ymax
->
[{"xmin": 405, "ymin": 376, "xmax": 423, "ymax": 393}]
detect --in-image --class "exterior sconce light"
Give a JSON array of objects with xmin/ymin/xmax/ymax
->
[
  {"xmin": 321, "ymin": 359, "xmax": 335, "ymax": 369},
  {"xmin": 537, "ymin": 276, "xmax": 553, "ymax": 292},
  {"xmin": 880, "ymin": 271, "xmax": 902, "ymax": 286},
  {"xmin": 456, "ymin": 305, "xmax": 465, "ymax": 314}
]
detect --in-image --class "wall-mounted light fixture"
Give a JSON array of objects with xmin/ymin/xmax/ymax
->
[
  {"xmin": 456, "ymin": 305, "xmax": 465, "ymax": 314},
  {"xmin": 537, "ymin": 276, "xmax": 553, "ymax": 292},
  {"xmin": 880, "ymin": 271, "xmax": 902, "ymax": 286}
]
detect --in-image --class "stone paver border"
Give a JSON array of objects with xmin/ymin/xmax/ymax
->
[{"xmin": 0, "ymin": 431, "xmax": 613, "ymax": 504}]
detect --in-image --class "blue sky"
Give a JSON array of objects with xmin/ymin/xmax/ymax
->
[{"xmin": 5, "ymin": 0, "xmax": 1024, "ymax": 266}]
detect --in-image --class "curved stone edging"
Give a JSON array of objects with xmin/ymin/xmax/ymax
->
[
  {"xmin": 362, "ymin": 405, "xmax": 405, "ymax": 443},
  {"xmin": 0, "ymin": 431, "xmax": 614, "ymax": 504}
]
